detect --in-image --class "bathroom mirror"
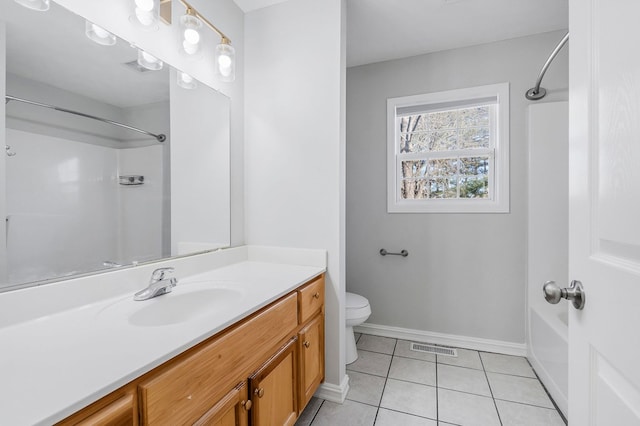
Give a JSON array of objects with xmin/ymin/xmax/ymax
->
[{"xmin": 0, "ymin": 1, "xmax": 230, "ymax": 291}]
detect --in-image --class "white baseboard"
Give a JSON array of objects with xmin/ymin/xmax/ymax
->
[
  {"xmin": 314, "ymin": 374, "xmax": 349, "ymax": 403},
  {"xmin": 355, "ymin": 323, "xmax": 527, "ymax": 357}
]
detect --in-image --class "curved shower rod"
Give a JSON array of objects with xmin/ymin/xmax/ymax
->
[
  {"xmin": 5, "ymin": 95, "xmax": 166, "ymax": 143},
  {"xmin": 526, "ymin": 32, "xmax": 569, "ymax": 101}
]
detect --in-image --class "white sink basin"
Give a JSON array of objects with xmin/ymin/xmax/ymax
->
[{"xmin": 98, "ymin": 283, "xmax": 245, "ymax": 327}]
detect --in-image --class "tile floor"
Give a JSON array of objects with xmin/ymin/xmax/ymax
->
[{"xmin": 296, "ymin": 333, "xmax": 566, "ymax": 426}]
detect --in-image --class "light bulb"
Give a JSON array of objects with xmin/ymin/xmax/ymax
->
[
  {"xmin": 130, "ymin": 0, "xmax": 159, "ymax": 30},
  {"xmin": 135, "ymin": 8, "xmax": 155, "ymax": 26},
  {"xmin": 137, "ymin": 49, "xmax": 163, "ymax": 71},
  {"xmin": 135, "ymin": 0, "xmax": 154, "ymax": 12},
  {"xmin": 182, "ymin": 40, "xmax": 198, "ymax": 55},
  {"xmin": 179, "ymin": 13, "xmax": 202, "ymax": 57},
  {"xmin": 218, "ymin": 55, "xmax": 232, "ymax": 69},
  {"xmin": 184, "ymin": 28, "xmax": 200, "ymax": 45},
  {"xmin": 85, "ymin": 20, "xmax": 116, "ymax": 46},
  {"xmin": 214, "ymin": 42, "xmax": 235, "ymax": 82},
  {"xmin": 177, "ymin": 71, "xmax": 198, "ymax": 89},
  {"xmin": 92, "ymin": 24, "xmax": 110, "ymax": 39},
  {"xmin": 141, "ymin": 52, "xmax": 156, "ymax": 62}
]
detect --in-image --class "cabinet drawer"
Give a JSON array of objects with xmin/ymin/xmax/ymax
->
[
  {"xmin": 75, "ymin": 392, "xmax": 136, "ymax": 426},
  {"xmin": 298, "ymin": 275, "xmax": 324, "ymax": 324},
  {"xmin": 139, "ymin": 293, "xmax": 298, "ymax": 425}
]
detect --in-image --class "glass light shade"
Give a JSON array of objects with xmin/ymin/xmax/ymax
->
[
  {"xmin": 135, "ymin": 0, "xmax": 155, "ymax": 11},
  {"xmin": 180, "ymin": 14, "xmax": 203, "ymax": 56},
  {"xmin": 85, "ymin": 21, "xmax": 116, "ymax": 46},
  {"xmin": 137, "ymin": 49, "xmax": 163, "ymax": 71},
  {"xmin": 130, "ymin": 0, "xmax": 159, "ymax": 30},
  {"xmin": 14, "ymin": 0, "xmax": 50, "ymax": 11},
  {"xmin": 177, "ymin": 71, "xmax": 198, "ymax": 90},
  {"xmin": 214, "ymin": 42, "xmax": 236, "ymax": 82}
]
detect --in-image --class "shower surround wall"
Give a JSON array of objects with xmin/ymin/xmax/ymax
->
[
  {"xmin": 527, "ymin": 101, "xmax": 569, "ymax": 415},
  {"xmin": 346, "ymin": 31, "xmax": 569, "ymax": 351}
]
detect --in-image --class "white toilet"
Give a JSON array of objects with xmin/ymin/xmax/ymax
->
[{"xmin": 345, "ymin": 292, "xmax": 372, "ymax": 364}]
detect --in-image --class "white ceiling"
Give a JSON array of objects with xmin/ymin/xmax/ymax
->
[
  {"xmin": 2, "ymin": 1, "xmax": 169, "ymax": 108},
  {"xmin": 234, "ymin": 0, "xmax": 568, "ymax": 68}
]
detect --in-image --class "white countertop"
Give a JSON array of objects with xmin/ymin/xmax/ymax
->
[{"xmin": 0, "ymin": 246, "xmax": 326, "ymax": 425}]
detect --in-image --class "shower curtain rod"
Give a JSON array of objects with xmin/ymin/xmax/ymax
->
[
  {"xmin": 525, "ymin": 32, "xmax": 569, "ymax": 101},
  {"xmin": 4, "ymin": 95, "xmax": 166, "ymax": 142}
]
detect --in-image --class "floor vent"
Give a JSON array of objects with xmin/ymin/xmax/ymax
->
[{"xmin": 410, "ymin": 343, "xmax": 458, "ymax": 357}]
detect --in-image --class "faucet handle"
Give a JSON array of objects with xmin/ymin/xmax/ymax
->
[{"xmin": 150, "ymin": 267, "xmax": 175, "ymax": 283}]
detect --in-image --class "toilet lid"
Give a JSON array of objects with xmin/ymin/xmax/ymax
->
[{"xmin": 345, "ymin": 292, "xmax": 369, "ymax": 309}]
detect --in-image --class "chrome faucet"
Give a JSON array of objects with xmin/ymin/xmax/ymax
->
[{"xmin": 134, "ymin": 267, "xmax": 177, "ymax": 301}]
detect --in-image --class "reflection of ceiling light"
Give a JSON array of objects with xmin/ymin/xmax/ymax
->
[
  {"xmin": 137, "ymin": 49, "xmax": 163, "ymax": 71},
  {"xmin": 85, "ymin": 21, "xmax": 116, "ymax": 46},
  {"xmin": 177, "ymin": 71, "xmax": 198, "ymax": 89},
  {"xmin": 14, "ymin": 0, "xmax": 50, "ymax": 11}
]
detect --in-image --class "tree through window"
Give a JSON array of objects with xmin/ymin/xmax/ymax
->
[{"xmin": 387, "ymin": 83, "xmax": 509, "ymax": 213}]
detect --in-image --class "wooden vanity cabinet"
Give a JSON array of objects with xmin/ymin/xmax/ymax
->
[
  {"xmin": 297, "ymin": 275, "xmax": 325, "ymax": 412},
  {"xmin": 57, "ymin": 274, "xmax": 325, "ymax": 426},
  {"xmin": 249, "ymin": 337, "xmax": 298, "ymax": 426}
]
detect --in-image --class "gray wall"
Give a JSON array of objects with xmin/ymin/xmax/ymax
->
[{"xmin": 346, "ymin": 30, "xmax": 569, "ymax": 344}]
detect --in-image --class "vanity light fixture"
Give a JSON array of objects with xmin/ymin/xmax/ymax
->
[
  {"xmin": 214, "ymin": 39, "xmax": 235, "ymax": 82},
  {"xmin": 85, "ymin": 21, "xmax": 116, "ymax": 46},
  {"xmin": 177, "ymin": 71, "xmax": 198, "ymax": 89},
  {"xmin": 179, "ymin": 8, "xmax": 203, "ymax": 56},
  {"xmin": 160, "ymin": 0, "xmax": 236, "ymax": 82},
  {"xmin": 137, "ymin": 49, "xmax": 163, "ymax": 71},
  {"xmin": 131, "ymin": 0, "xmax": 160, "ymax": 30},
  {"xmin": 14, "ymin": 0, "xmax": 49, "ymax": 11}
]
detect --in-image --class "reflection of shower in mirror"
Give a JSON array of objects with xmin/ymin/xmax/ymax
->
[{"xmin": 0, "ymin": 0, "xmax": 231, "ymax": 292}]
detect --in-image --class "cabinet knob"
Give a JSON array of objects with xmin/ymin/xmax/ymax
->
[
  {"xmin": 303, "ymin": 340, "xmax": 310, "ymax": 348},
  {"xmin": 254, "ymin": 388, "xmax": 264, "ymax": 398},
  {"xmin": 313, "ymin": 292, "xmax": 320, "ymax": 299},
  {"xmin": 242, "ymin": 400, "xmax": 252, "ymax": 411}
]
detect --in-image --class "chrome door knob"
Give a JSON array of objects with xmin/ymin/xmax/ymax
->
[{"xmin": 543, "ymin": 280, "xmax": 585, "ymax": 310}]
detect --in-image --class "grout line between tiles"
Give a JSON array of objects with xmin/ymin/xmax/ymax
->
[
  {"xmin": 376, "ymin": 407, "xmax": 439, "ymax": 423},
  {"xmin": 479, "ymin": 350, "xmax": 504, "ymax": 426},
  {"xmin": 375, "ymin": 338, "xmax": 397, "ymax": 424},
  {"xmin": 435, "ymin": 351, "xmax": 439, "ymax": 423},
  {"xmin": 307, "ymin": 399, "xmax": 324, "ymax": 426},
  {"xmin": 493, "ymin": 397, "xmax": 565, "ymax": 412}
]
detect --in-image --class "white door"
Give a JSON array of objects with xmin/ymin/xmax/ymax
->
[{"xmin": 569, "ymin": 0, "xmax": 640, "ymax": 424}]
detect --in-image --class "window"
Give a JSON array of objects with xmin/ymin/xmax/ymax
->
[{"xmin": 387, "ymin": 83, "xmax": 509, "ymax": 213}]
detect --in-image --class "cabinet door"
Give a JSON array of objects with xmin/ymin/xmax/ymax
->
[
  {"xmin": 194, "ymin": 382, "xmax": 250, "ymax": 426},
  {"xmin": 249, "ymin": 337, "xmax": 298, "ymax": 426},
  {"xmin": 298, "ymin": 314, "xmax": 325, "ymax": 410}
]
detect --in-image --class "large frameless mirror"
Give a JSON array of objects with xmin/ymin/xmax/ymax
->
[{"xmin": 0, "ymin": 1, "xmax": 231, "ymax": 291}]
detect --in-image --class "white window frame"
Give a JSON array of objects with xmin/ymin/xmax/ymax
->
[{"xmin": 387, "ymin": 83, "xmax": 510, "ymax": 213}]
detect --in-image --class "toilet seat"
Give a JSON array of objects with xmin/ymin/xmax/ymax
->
[
  {"xmin": 346, "ymin": 292, "xmax": 369, "ymax": 309},
  {"xmin": 346, "ymin": 292, "xmax": 371, "ymax": 319}
]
